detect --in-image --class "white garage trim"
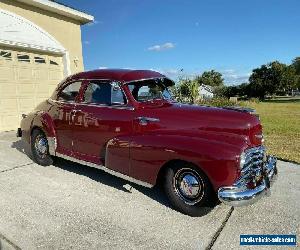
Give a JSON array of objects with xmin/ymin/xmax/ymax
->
[
  {"xmin": 15, "ymin": 0, "xmax": 94, "ymax": 24},
  {"xmin": 63, "ymin": 51, "xmax": 71, "ymax": 76},
  {"xmin": 0, "ymin": 9, "xmax": 71, "ymax": 76}
]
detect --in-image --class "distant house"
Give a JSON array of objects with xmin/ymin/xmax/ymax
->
[{"xmin": 199, "ymin": 84, "xmax": 214, "ymax": 99}]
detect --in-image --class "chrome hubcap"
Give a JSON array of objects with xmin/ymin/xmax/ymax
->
[
  {"xmin": 180, "ymin": 174, "xmax": 200, "ymax": 198},
  {"xmin": 35, "ymin": 135, "xmax": 48, "ymax": 157},
  {"xmin": 174, "ymin": 168, "xmax": 204, "ymax": 205}
]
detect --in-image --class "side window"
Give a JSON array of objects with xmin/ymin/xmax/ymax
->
[
  {"xmin": 111, "ymin": 82, "xmax": 126, "ymax": 105},
  {"xmin": 58, "ymin": 81, "xmax": 82, "ymax": 102},
  {"xmin": 84, "ymin": 81, "xmax": 126, "ymax": 105}
]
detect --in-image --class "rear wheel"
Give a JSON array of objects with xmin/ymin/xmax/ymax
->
[
  {"xmin": 31, "ymin": 129, "xmax": 53, "ymax": 166},
  {"xmin": 163, "ymin": 162, "xmax": 214, "ymax": 216}
]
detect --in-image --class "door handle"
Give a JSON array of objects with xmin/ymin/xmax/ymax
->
[
  {"xmin": 136, "ymin": 117, "xmax": 160, "ymax": 126},
  {"xmin": 71, "ymin": 110, "xmax": 76, "ymax": 123}
]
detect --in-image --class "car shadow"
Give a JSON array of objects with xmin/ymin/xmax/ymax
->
[
  {"xmin": 52, "ymin": 157, "xmax": 171, "ymax": 206},
  {"xmin": 11, "ymin": 138, "xmax": 33, "ymax": 160},
  {"xmin": 52, "ymin": 158, "xmax": 217, "ymax": 216},
  {"xmin": 11, "ymin": 139, "xmax": 216, "ymax": 217}
]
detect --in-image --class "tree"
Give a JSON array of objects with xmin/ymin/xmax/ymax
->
[
  {"xmin": 189, "ymin": 80, "xmax": 199, "ymax": 103},
  {"xmin": 195, "ymin": 70, "xmax": 224, "ymax": 87},
  {"xmin": 291, "ymin": 57, "xmax": 300, "ymax": 89},
  {"xmin": 237, "ymin": 83, "xmax": 250, "ymax": 97},
  {"xmin": 176, "ymin": 77, "xmax": 199, "ymax": 104},
  {"xmin": 248, "ymin": 61, "xmax": 296, "ymax": 99},
  {"xmin": 292, "ymin": 57, "xmax": 300, "ymax": 75}
]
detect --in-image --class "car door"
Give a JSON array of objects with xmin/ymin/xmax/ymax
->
[
  {"xmin": 52, "ymin": 81, "xmax": 83, "ymax": 156},
  {"xmin": 71, "ymin": 80, "xmax": 134, "ymax": 175}
]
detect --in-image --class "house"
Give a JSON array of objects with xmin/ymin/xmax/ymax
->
[
  {"xmin": 0, "ymin": 0, "xmax": 94, "ymax": 131},
  {"xmin": 199, "ymin": 84, "xmax": 214, "ymax": 99}
]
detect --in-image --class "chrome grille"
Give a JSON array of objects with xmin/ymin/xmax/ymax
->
[
  {"xmin": 236, "ymin": 146, "xmax": 266, "ymax": 187},
  {"xmin": 241, "ymin": 146, "xmax": 265, "ymax": 174}
]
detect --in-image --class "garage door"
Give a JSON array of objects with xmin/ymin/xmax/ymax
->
[{"xmin": 0, "ymin": 46, "xmax": 64, "ymax": 131}]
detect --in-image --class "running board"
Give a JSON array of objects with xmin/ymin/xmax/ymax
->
[{"xmin": 56, "ymin": 152, "xmax": 153, "ymax": 188}]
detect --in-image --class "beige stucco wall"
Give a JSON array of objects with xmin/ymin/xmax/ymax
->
[{"xmin": 0, "ymin": 0, "xmax": 85, "ymax": 74}]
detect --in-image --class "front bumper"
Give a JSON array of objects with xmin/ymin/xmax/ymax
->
[{"xmin": 218, "ymin": 156, "xmax": 278, "ymax": 206}]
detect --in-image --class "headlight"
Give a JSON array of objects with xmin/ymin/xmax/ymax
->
[{"xmin": 239, "ymin": 151, "xmax": 246, "ymax": 169}]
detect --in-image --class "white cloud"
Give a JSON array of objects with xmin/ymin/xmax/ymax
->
[
  {"xmin": 220, "ymin": 69, "xmax": 250, "ymax": 84},
  {"xmin": 148, "ymin": 68, "xmax": 182, "ymax": 79},
  {"xmin": 83, "ymin": 41, "xmax": 90, "ymax": 45},
  {"xmin": 99, "ymin": 66, "xmax": 108, "ymax": 69},
  {"xmin": 147, "ymin": 42, "xmax": 175, "ymax": 52},
  {"xmin": 221, "ymin": 69, "xmax": 235, "ymax": 74},
  {"xmin": 159, "ymin": 69, "xmax": 180, "ymax": 76},
  {"xmin": 161, "ymin": 68, "xmax": 250, "ymax": 84}
]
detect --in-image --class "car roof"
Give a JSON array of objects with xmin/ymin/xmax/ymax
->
[{"xmin": 64, "ymin": 69, "xmax": 174, "ymax": 84}]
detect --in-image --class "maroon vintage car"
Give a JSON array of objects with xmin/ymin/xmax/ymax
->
[{"xmin": 17, "ymin": 69, "xmax": 277, "ymax": 216}]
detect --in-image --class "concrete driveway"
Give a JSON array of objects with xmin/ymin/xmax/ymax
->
[{"xmin": 0, "ymin": 131, "xmax": 299, "ymax": 250}]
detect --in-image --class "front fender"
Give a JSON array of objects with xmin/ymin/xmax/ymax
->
[{"xmin": 129, "ymin": 134, "xmax": 246, "ymax": 190}]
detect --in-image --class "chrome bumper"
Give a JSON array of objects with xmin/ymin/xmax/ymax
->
[{"xmin": 218, "ymin": 156, "xmax": 278, "ymax": 206}]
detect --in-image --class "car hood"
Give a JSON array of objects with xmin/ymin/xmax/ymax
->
[{"xmin": 138, "ymin": 101, "xmax": 262, "ymax": 149}]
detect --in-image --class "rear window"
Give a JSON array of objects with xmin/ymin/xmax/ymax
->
[{"xmin": 58, "ymin": 81, "xmax": 82, "ymax": 102}]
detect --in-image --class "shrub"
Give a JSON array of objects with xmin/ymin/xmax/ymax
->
[
  {"xmin": 195, "ymin": 97, "xmax": 236, "ymax": 107},
  {"xmin": 249, "ymin": 97, "xmax": 260, "ymax": 103}
]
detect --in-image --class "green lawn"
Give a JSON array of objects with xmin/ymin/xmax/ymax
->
[{"xmin": 243, "ymin": 99, "xmax": 300, "ymax": 163}]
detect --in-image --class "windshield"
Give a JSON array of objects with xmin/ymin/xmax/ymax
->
[{"xmin": 127, "ymin": 79, "xmax": 173, "ymax": 102}]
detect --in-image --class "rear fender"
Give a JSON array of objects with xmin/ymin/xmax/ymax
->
[{"xmin": 31, "ymin": 111, "xmax": 57, "ymax": 155}]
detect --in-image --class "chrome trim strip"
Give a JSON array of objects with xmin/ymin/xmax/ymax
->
[
  {"xmin": 48, "ymin": 99, "xmax": 75, "ymax": 105},
  {"xmin": 75, "ymin": 102, "xmax": 135, "ymax": 111},
  {"xmin": 141, "ymin": 117, "xmax": 160, "ymax": 122},
  {"xmin": 56, "ymin": 152, "xmax": 153, "ymax": 188},
  {"xmin": 49, "ymin": 98, "xmax": 134, "ymax": 111},
  {"xmin": 123, "ymin": 76, "xmax": 175, "ymax": 85},
  {"xmin": 61, "ymin": 77, "xmax": 174, "ymax": 86},
  {"xmin": 136, "ymin": 116, "xmax": 160, "ymax": 125}
]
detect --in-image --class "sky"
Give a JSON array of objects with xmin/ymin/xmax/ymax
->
[{"xmin": 61, "ymin": 0, "xmax": 300, "ymax": 85}]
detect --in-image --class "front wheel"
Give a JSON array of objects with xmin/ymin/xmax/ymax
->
[
  {"xmin": 31, "ymin": 129, "xmax": 53, "ymax": 166},
  {"xmin": 163, "ymin": 163, "xmax": 214, "ymax": 216}
]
